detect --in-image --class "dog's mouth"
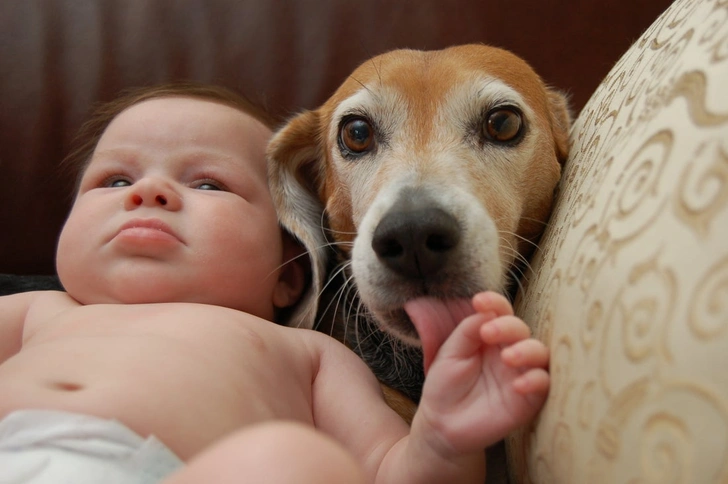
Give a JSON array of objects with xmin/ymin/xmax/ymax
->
[
  {"xmin": 381, "ymin": 297, "xmax": 476, "ymax": 373},
  {"xmin": 379, "ymin": 296, "xmax": 476, "ymax": 344},
  {"xmin": 382, "ymin": 307, "xmax": 420, "ymax": 342},
  {"xmin": 373, "ymin": 277, "xmax": 484, "ymax": 344}
]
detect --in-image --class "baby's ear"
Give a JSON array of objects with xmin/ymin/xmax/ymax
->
[{"xmin": 272, "ymin": 230, "xmax": 309, "ymax": 311}]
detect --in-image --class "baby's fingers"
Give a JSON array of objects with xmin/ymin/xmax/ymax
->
[
  {"xmin": 472, "ymin": 291, "xmax": 514, "ymax": 318},
  {"xmin": 479, "ymin": 316, "xmax": 531, "ymax": 345},
  {"xmin": 512, "ymin": 368, "xmax": 550, "ymax": 397},
  {"xmin": 501, "ymin": 339, "xmax": 549, "ymax": 369}
]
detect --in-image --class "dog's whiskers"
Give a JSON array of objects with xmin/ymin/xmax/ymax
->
[
  {"xmin": 517, "ymin": 215, "xmax": 553, "ymax": 228},
  {"xmin": 270, "ymin": 250, "xmax": 315, "ymax": 277},
  {"xmin": 317, "ymin": 210, "xmax": 329, "ymax": 246},
  {"xmin": 386, "ymin": 334, "xmax": 411, "ymax": 382},
  {"xmin": 497, "ymin": 233, "xmax": 532, "ymax": 266},
  {"xmin": 498, "ymin": 229, "xmax": 543, "ymax": 254},
  {"xmin": 500, "ymin": 245, "xmax": 533, "ymax": 282},
  {"xmin": 496, "ymin": 236, "xmax": 533, "ymax": 297},
  {"xmin": 321, "ymin": 242, "xmax": 353, "ymax": 256},
  {"xmin": 352, "ymin": 320, "xmax": 383, "ymax": 354},
  {"xmin": 316, "ymin": 261, "xmax": 355, "ymax": 333},
  {"xmin": 324, "ymin": 228, "xmax": 358, "ymax": 238},
  {"xmin": 506, "ymin": 266, "xmax": 526, "ymax": 299},
  {"xmin": 492, "ymin": 214, "xmax": 552, "ymax": 230},
  {"xmin": 503, "ymin": 246, "xmax": 533, "ymax": 274},
  {"xmin": 341, "ymin": 274, "xmax": 363, "ymax": 342}
]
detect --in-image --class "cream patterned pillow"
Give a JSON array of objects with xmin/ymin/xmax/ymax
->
[{"xmin": 507, "ymin": 0, "xmax": 728, "ymax": 482}]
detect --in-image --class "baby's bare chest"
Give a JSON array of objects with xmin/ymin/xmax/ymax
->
[{"xmin": 25, "ymin": 303, "xmax": 312, "ymax": 387}]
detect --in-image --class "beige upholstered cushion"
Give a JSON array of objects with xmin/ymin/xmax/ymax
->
[{"xmin": 508, "ymin": 0, "xmax": 728, "ymax": 482}]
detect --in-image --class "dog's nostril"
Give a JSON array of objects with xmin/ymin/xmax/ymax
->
[
  {"xmin": 372, "ymin": 207, "xmax": 460, "ymax": 279},
  {"xmin": 426, "ymin": 232, "xmax": 458, "ymax": 253},
  {"xmin": 375, "ymin": 237, "xmax": 404, "ymax": 259}
]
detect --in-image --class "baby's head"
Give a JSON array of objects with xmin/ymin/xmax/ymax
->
[{"xmin": 56, "ymin": 83, "xmax": 305, "ymax": 321}]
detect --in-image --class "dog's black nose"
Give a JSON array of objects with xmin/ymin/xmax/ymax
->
[{"xmin": 372, "ymin": 206, "xmax": 460, "ymax": 279}]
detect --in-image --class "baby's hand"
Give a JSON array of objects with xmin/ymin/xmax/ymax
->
[{"xmin": 417, "ymin": 291, "xmax": 549, "ymax": 454}]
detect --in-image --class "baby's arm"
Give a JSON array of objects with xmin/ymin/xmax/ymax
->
[
  {"xmin": 314, "ymin": 292, "xmax": 549, "ymax": 484},
  {"xmin": 378, "ymin": 292, "xmax": 550, "ymax": 483},
  {"xmin": 0, "ymin": 292, "xmax": 37, "ymax": 363}
]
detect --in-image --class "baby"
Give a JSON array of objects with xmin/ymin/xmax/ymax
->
[{"xmin": 0, "ymin": 83, "xmax": 550, "ymax": 484}]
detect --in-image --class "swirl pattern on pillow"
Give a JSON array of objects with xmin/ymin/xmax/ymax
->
[{"xmin": 507, "ymin": 0, "xmax": 728, "ymax": 482}]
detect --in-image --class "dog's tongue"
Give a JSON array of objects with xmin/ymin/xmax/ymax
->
[{"xmin": 404, "ymin": 297, "xmax": 475, "ymax": 374}]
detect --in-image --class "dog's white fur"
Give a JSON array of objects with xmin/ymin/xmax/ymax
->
[{"xmin": 269, "ymin": 44, "xmax": 570, "ymax": 354}]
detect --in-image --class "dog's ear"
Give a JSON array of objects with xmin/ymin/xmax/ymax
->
[
  {"xmin": 267, "ymin": 109, "xmax": 329, "ymax": 330},
  {"xmin": 546, "ymin": 88, "xmax": 572, "ymax": 164}
]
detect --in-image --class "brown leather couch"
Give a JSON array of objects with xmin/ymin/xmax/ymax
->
[{"xmin": 1, "ymin": 0, "xmax": 672, "ymax": 277}]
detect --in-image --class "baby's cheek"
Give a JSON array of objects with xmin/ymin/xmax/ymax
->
[{"xmin": 56, "ymin": 211, "xmax": 99, "ymax": 300}]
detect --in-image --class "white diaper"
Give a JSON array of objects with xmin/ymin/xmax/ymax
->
[{"xmin": 0, "ymin": 409, "xmax": 183, "ymax": 484}]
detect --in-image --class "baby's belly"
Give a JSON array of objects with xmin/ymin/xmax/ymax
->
[{"xmin": 0, "ymin": 320, "xmax": 313, "ymax": 460}]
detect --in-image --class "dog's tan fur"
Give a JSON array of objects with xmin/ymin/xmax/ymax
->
[{"xmin": 268, "ymin": 45, "xmax": 570, "ymax": 418}]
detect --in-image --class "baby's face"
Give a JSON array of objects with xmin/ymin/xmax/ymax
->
[{"xmin": 57, "ymin": 97, "xmax": 284, "ymax": 319}]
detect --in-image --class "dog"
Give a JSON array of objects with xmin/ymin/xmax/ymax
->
[{"xmin": 268, "ymin": 44, "xmax": 570, "ymax": 420}]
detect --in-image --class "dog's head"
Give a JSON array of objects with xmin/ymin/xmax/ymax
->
[{"xmin": 269, "ymin": 44, "xmax": 570, "ymax": 344}]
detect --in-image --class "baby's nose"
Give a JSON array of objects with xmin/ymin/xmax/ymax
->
[
  {"xmin": 124, "ymin": 178, "xmax": 181, "ymax": 211},
  {"xmin": 130, "ymin": 193, "xmax": 168, "ymax": 206}
]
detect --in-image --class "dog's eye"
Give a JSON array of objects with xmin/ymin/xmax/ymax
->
[
  {"xmin": 340, "ymin": 117, "xmax": 374, "ymax": 154},
  {"xmin": 483, "ymin": 108, "xmax": 523, "ymax": 143}
]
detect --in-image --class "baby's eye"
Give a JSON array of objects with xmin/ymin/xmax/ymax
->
[
  {"xmin": 194, "ymin": 180, "xmax": 224, "ymax": 191},
  {"xmin": 106, "ymin": 178, "xmax": 132, "ymax": 188}
]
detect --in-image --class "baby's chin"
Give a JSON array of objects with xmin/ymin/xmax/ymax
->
[
  {"xmin": 63, "ymin": 276, "xmax": 190, "ymax": 306},
  {"xmin": 62, "ymin": 273, "xmax": 273, "ymax": 319}
]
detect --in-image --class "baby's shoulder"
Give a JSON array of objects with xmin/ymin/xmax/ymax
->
[
  {"xmin": 23, "ymin": 290, "xmax": 80, "ymax": 328},
  {"xmin": 1, "ymin": 289, "xmax": 73, "ymax": 315},
  {"xmin": 292, "ymin": 327, "xmax": 379, "ymax": 377},
  {"xmin": 30, "ymin": 290, "xmax": 80, "ymax": 311},
  {"xmin": 287, "ymin": 325, "xmax": 348, "ymax": 351}
]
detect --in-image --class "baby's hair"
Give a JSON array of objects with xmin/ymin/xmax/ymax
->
[{"xmin": 62, "ymin": 82, "xmax": 276, "ymax": 197}]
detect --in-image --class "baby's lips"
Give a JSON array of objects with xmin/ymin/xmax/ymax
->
[{"xmin": 404, "ymin": 297, "xmax": 474, "ymax": 374}]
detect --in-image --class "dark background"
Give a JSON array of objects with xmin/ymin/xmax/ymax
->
[{"xmin": 0, "ymin": 0, "xmax": 674, "ymax": 275}]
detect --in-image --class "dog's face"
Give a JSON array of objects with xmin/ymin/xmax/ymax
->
[{"xmin": 269, "ymin": 44, "xmax": 570, "ymax": 347}]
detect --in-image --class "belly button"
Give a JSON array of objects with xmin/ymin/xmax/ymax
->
[{"xmin": 50, "ymin": 381, "xmax": 84, "ymax": 392}]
